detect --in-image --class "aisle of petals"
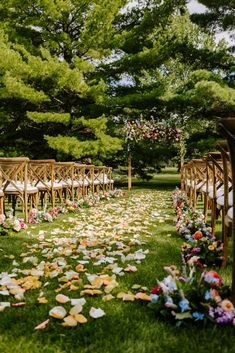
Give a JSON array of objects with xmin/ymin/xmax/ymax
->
[{"xmin": 0, "ymin": 191, "xmax": 171, "ymax": 329}]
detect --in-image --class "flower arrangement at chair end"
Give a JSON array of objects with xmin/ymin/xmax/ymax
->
[
  {"xmin": 172, "ymin": 188, "xmax": 224, "ymax": 267},
  {"xmin": 28, "ymin": 207, "xmax": 67, "ymax": 223},
  {"xmin": 148, "ymin": 264, "xmax": 235, "ymax": 326},
  {"xmin": 0, "ymin": 213, "xmax": 27, "ymax": 235}
]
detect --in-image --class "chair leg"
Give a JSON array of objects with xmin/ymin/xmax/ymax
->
[
  {"xmin": 222, "ymin": 207, "xmax": 228, "ymax": 268},
  {"xmin": 211, "ymin": 198, "xmax": 217, "ymax": 235},
  {"xmin": 204, "ymin": 193, "xmax": 209, "ymax": 221}
]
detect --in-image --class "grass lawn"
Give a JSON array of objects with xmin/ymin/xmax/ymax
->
[{"xmin": 0, "ymin": 170, "xmax": 234, "ymax": 353}]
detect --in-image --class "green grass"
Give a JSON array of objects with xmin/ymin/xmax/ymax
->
[{"xmin": 0, "ymin": 172, "xmax": 234, "ymax": 353}]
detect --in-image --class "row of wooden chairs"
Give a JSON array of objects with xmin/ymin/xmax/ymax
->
[
  {"xmin": 0, "ymin": 158, "xmax": 114, "ymax": 222},
  {"xmin": 181, "ymin": 142, "xmax": 233, "ymax": 266}
]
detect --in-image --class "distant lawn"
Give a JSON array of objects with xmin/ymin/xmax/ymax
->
[{"xmin": 115, "ymin": 167, "xmax": 181, "ymax": 190}]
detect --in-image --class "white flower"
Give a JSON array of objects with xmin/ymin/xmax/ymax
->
[{"xmin": 13, "ymin": 220, "xmax": 21, "ymax": 232}]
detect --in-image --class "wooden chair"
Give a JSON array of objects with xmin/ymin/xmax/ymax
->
[
  {"xmin": 219, "ymin": 117, "xmax": 235, "ymax": 302},
  {"xmin": 206, "ymin": 152, "xmax": 224, "ymax": 234},
  {"xmin": 28, "ymin": 160, "xmax": 63, "ymax": 209},
  {"xmin": 84, "ymin": 165, "xmax": 94, "ymax": 195},
  {"xmin": 93, "ymin": 166, "xmax": 103, "ymax": 193},
  {"xmin": 191, "ymin": 159, "xmax": 207, "ymax": 208},
  {"xmin": 0, "ymin": 157, "xmax": 38, "ymax": 221},
  {"xmin": 54, "ymin": 162, "xmax": 79, "ymax": 201},
  {"xmin": 106, "ymin": 167, "xmax": 114, "ymax": 191},
  {"xmin": 216, "ymin": 141, "xmax": 232, "ymax": 266},
  {"xmin": 74, "ymin": 164, "xmax": 85, "ymax": 199}
]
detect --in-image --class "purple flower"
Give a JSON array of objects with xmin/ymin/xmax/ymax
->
[{"xmin": 192, "ymin": 247, "xmax": 201, "ymax": 253}]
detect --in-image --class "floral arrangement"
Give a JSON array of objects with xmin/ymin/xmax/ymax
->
[
  {"xmin": 29, "ymin": 190, "xmax": 126, "ymax": 221},
  {"xmin": 125, "ymin": 118, "xmax": 181, "ymax": 143},
  {"xmin": 100, "ymin": 189, "xmax": 126, "ymax": 200},
  {"xmin": 28, "ymin": 207, "xmax": 67, "ymax": 223},
  {"xmin": 65, "ymin": 199, "xmax": 81, "ymax": 212},
  {"xmin": 172, "ymin": 188, "xmax": 224, "ymax": 267},
  {"xmin": 0, "ymin": 212, "xmax": 28, "ymax": 235},
  {"xmin": 172, "ymin": 187, "xmax": 188, "ymax": 211},
  {"xmin": 149, "ymin": 264, "xmax": 235, "ymax": 326}
]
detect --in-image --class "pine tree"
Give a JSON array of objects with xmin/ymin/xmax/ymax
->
[
  {"xmin": 0, "ymin": 0, "xmax": 125, "ymax": 160},
  {"xmin": 190, "ymin": 0, "xmax": 235, "ymax": 33}
]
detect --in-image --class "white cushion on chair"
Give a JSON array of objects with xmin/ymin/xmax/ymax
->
[
  {"xmin": 4, "ymin": 181, "xmax": 38, "ymax": 193},
  {"xmin": 217, "ymin": 195, "xmax": 224, "ymax": 207},
  {"xmin": 78, "ymin": 178, "xmax": 89, "ymax": 186},
  {"xmin": 209, "ymin": 186, "xmax": 224, "ymax": 199},
  {"xmin": 217, "ymin": 190, "xmax": 233, "ymax": 207},
  {"xmin": 195, "ymin": 181, "xmax": 205, "ymax": 190},
  {"xmin": 35, "ymin": 181, "xmax": 62, "ymax": 190},
  {"xmin": 227, "ymin": 207, "xmax": 233, "ymax": 220}
]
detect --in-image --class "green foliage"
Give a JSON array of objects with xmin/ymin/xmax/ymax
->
[
  {"xmin": 191, "ymin": 0, "xmax": 235, "ymax": 32},
  {"xmin": 0, "ymin": 1, "xmax": 125, "ymax": 161}
]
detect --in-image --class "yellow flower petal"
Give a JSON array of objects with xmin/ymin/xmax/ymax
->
[
  {"xmin": 34, "ymin": 319, "xmax": 49, "ymax": 330},
  {"xmin": 49, "ymin": 306, "xmax": 67, "ymax": 319},
  {"xmin": 69, "ymin": 304, "xmax": 83, "ymax": 316},
  {"xmin": 55, "ymin": 294, "xmax": 70, "ymax": 304},
  {"xmin": 63, "ymin": 315, "xmax": 77, "ymax": 327},
  {"xmin": 74, "ymin": 314, "xmax": 87, "ymax": 324}
]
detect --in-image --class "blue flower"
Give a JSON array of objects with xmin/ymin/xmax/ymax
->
[
  {"xmin": 204, "ymin": 290, "xmax": 212, "ymax": 300},
  {"xmin": 192, "ymin": 311, "xmax": 205, "ymax": 321},
  {"xmin": 206, "ymin": 275, "xmax": 219, "ymax": 284},
  {"xmin": 163, "ymin": 276, "xmax": 177, "ymax": 291},
  {"xmin": 179, "ymin": 299, "xmax": 190, "ymax": 312},
  {"xmin": 150, "ymin": 294, "xmax": 159, "ymax": 303}
]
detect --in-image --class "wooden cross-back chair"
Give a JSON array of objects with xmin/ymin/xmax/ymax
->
[
  {"xmin": 106, "ymin": 167, "xmax": 114, "ymax": 191},
  {"xmin": 83, "ymin": 165, "xmax": 94, "ymax": 195},
  {"xmin": 183, "ymin": 162, "xmax": 194, "ymax": 206},
  {"xmin": 202, "ymin": 155, "xmax": 218, "ymax": 223},
  {"xmin": 205, "ymin": 152, "xmax": 224, "ymax": 234},
  {"xmin": 74, "ymin": 164, "xmax": 85, "ymax": 199},
  {"xmin": 191, "ymin": 159, "xmax": 207, "ymax": 208},
  {"xmin": 216, "ymin": 141, "xmax": 232, "ymax": 267},
  {"xmin": 54, "ymin": 162, "xmax": 79, "ymax": 201},
  {"xmin": 0, "ymin": 157, "xmax": 38, "ymax": 221},
  {"xmin": 219, "ymin": 118, "xmax": 235, "ymax": 302},
  {"xmin": 28, "ymin": 159, "xmax": 62, "ymax": 209},
  {"xmin": 93, "ymin": 166, "xmax": 103, "ymax": 193}
]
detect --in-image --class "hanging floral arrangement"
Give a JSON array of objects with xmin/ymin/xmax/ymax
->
[{"xmin": 124, "ymin": 117, "xmax": 181, "ymax": 143}]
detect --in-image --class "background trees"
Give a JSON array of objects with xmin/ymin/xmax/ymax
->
[
  {"xmin": 0, "ymin": 0, "xmax": 234, "ymax": 173},
  {"xmin": 0, "ymin": 0, "xmax": 125, "ymax": 160}
]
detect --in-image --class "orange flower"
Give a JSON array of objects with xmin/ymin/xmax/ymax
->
[
  {"xmin": 220, "ymin": 299, "xmax": 234, "ymax": 312},
  {"xmin": 192, "ymin": 230, "xmax": 203, "ymax": 240}
]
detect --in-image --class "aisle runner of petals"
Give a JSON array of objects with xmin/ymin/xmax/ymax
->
[{"xmin": 0, "ymin": 191, "xmax": 170, "ymax": 329}]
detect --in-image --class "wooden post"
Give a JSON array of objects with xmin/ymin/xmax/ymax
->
[
  {"xmin": 219, "ymin": 118, "xmax": 235, "ymax": 303},
  {"xmin": 128, "ymin": 153, "xmax": 132, "ymax": 191}
]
